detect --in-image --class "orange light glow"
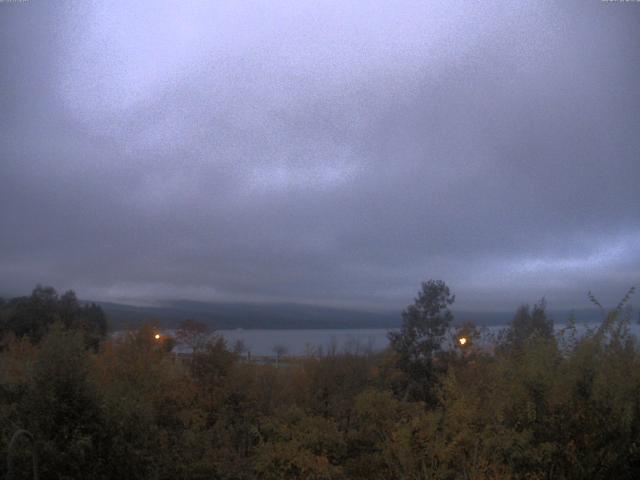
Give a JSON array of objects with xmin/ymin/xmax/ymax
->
[
  {"xmin": 458, "ymin": 337, "xmax": 467, "ymax": 346},
  {"xmin": 154, "ymin": 334, "xmax": 161, "ymax": 340}
]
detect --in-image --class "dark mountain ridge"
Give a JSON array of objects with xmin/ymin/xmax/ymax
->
[{"xmin": 97, "ymin": 299, "xmax": 606, "ymax": 330}]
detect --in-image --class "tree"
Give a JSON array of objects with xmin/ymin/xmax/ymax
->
[
  {"xmin": 503, "ymin": 298, "xmax": 553, "ymax": 351},
  {"xmin": 58, "ymin": 290, "xmax": 108, "ymax": 350},
  {"xmin": 388, "ymin": 279, "xmax": 455, "ymax": 403},
  {"xmin": 175, "ymin": 319, "xmax": 210, "ymax": 354},
  {"xmin": 92, "ymin": 323, "xmax": 194, "ymax": 480},
  {"xmin": 0, "ymin": 286, "xmax": 107, "ymax": 346},
  {"xmin": 232, "ymin": 339, "xmax": 248, "ymax": 357},
  {"xmin": 21, "ymin": 324, "xmax": 104, "ymax": 479},
  {"xmin": 255, "ymin": 410, "xmax": 346, "ymax": 480},
  {"xmin": 190, "ymin": 336, "xmax": 236, "ymax": 410},
  {"xmin": 4, "ymin": 285, "xmax": 60, "ymax": 342}
]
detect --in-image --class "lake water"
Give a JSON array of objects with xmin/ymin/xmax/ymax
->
[
  {"xmin": 114, "ymin": 322, "xmax": 639, "ymax": 357},
  {"xmin": 216, "ymin": 328, "xmax": 391, "ymax": 356},
  {"xmin": 214, "ymin": 322, "xmax": 640, "ymax": 357}
]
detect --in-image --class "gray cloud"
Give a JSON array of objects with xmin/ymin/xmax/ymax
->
[{"xmin": 1, "ymin": 0, "xmax": 639, "ymax": 312}]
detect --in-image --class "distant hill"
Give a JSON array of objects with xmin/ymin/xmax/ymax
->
[
  {"xmin": 96, "ymin": 299, "xmax": 607, "ymax": 331},
  {"xmin": 98, "ymin": 300, "xmax": 399, "ymax": 330}
]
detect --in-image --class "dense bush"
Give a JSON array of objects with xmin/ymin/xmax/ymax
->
[{"xmin": 1, "ymin": 284, "xmax": 639, "ymax": 479}]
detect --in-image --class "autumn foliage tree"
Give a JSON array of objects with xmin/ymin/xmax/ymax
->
[
  {"xmin": 175, "ymin": 319, "xmax": 210, "ymax": 354},
  {"xmin": 1, "ymin": 283, "xmax": 639, "ymax": 479}
]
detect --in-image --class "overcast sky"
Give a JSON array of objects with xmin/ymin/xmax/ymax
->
[{"xmin": 1, "ymin": 0, "xmax": 639, "ymax": 312}]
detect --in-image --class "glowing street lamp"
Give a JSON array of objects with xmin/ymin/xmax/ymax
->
[
  {"xmin": 154, "ymin": 333, "xmax": 161, "ymax": 341},
  {"xmin": 458, "ymin": 336, "xmax": 467, "ymax": 346}
]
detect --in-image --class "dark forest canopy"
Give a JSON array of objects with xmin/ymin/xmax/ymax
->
[
  {"xmin": 0, "ymin": 280, "xmax": 638, "ymax": 479},
  {"xmin": 0, "ymin": 285, "xmax": 107, "ymax": 347}
]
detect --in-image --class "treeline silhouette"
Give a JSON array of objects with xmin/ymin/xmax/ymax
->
[{"xmin": 0, "ymin": 282, "xmax": 638, "ymax": 479}]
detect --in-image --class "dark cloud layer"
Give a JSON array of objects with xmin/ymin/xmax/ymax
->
[{"xmin": 1, "ymin": 1, "xmax": 639, "ymax": 312}]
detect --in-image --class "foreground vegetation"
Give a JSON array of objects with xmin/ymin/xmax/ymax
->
[{"xmin": 1, "ymin": 282, "xmax": 639, "ymax": 479}]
